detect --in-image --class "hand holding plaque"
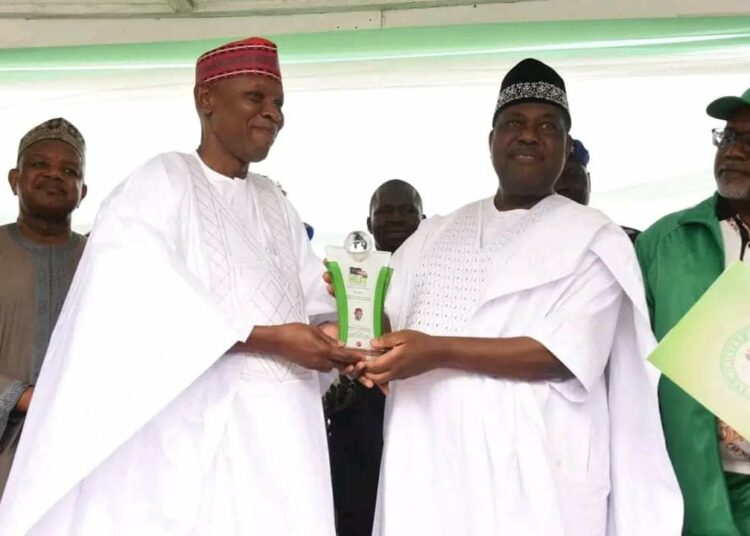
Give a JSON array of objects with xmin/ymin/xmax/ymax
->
[{"xmin": 325, "ymin": 231, "xmax": 392, "ymax": 354}]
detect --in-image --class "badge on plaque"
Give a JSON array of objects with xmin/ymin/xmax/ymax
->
[{"xmin": 325, "ymin": 231, "xmax": 392, "ymax": 354}]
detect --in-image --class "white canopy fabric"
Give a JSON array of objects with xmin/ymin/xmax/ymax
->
[{"xmin": 0, "ymin": 42, "xmax": 748, "ymax": 255}]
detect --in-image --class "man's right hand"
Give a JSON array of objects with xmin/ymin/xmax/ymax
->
[
  {"xmin": 241, "ymin": 323, "xmax": 365, "ymax": 372},
  {"xmin": 14, "ymin": 386, "xmax": 34, "ymax": 415}
]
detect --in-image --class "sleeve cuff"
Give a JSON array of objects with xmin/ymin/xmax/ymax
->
[
  {"xmin": 0, "ymin": 380, "xmax": 29, "ymax": 441},
  {"xmin": 310, "ymin": 311, "xmax": 338, "ymax": 326},
  {"xmin": 526, "ymin": 323, "xmax": 596, "ymax": 404}
]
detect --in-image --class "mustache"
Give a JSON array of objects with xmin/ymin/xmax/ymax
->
[
  {"xmin": 36, "ymin": 178, "xmax": 65, "ymax": 192},
  {"xmin": 720, "ymin": 163, "xmax": 749, "ymax": 174},
  {"xmin": 508, "ymin": 147, "xmax": 543, "ymax": 158},
  {"xmin": 251, "ymin": 123, "xmax": 279, "ymax": 135}
]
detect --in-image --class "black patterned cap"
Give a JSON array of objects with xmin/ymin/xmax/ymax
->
[
  {"xmin": 18, "ymin": 118, "xmax": 86, "ymax": 160},
  {"xmin": 492, "ymin": 58, "xmax": 571, "ymax": 130}
]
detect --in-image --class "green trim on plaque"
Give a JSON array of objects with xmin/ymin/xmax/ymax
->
[
  {"xmin": 373, "ymin": 267, "xmax": 393, "ymax": 338},
  {"xmin": 326, "ymin": 261, "xmax": 349, "ymax": 343}
]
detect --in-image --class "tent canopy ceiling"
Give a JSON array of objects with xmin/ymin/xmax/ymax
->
[
  {"xmin": 0, "ymin": 11, "xmax": 748, "ymax": 252},
  {"xmin": 0, "ymin": 0, "xmax": 526, "ymax": 18},
  {"xmin": 1, "ymin": 0, "xmax": 749, "ymax": 49},
  {"xmin": 1, "ymin": 16, "xmax": 749, "ymax": 79}
]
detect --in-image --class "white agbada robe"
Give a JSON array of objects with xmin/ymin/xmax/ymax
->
[
  {"xmin": 374, "ymin": 195, "xmax": 683, "ymax": 536},
  {"xmin": 0, "ymin": 153, "xmax": 337, "ymax": 535}
]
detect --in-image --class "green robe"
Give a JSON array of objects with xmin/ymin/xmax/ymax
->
[{"xmin": 637, "ymin": 193, "xmax": 750, "ymax": 535}]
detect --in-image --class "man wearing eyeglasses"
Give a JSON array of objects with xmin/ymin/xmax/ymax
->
[{"xmin": 637, "ymin": 88, "xmax": 750, "ymax": 534}]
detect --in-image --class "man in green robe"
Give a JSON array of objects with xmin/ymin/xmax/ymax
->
[{"xmin": 637, "ymin": 88, "xmax": 750, "ymax": 535}]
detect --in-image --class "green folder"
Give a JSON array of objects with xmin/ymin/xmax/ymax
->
[{"xmin": 649, "ymin": 261, "xmax": 750, "ymax": 440}]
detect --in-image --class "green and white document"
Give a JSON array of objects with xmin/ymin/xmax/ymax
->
[{"xmin": 649, "ymin": 261, "xmax": 750, "ymax": 440}]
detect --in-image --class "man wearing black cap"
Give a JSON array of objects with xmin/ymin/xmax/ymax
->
[
  {"xmin": 351, "ymin": 58, "xmax": 681, "ymax": 535},
  {"xmin": 637, "ymin": 88, "xmax": 750, "ymax": 534},
  {"xmin": 0, "ymin": 118, "xmax": 87, "ymax": 494},
  {"xmin": 555, "ymin": 138, "xmax": 641, "ymax": 243}
]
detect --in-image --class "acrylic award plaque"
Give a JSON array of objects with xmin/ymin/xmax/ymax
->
[{"xmin": 325, "ymin": 231, "xmax": 392, "ymax": 354}]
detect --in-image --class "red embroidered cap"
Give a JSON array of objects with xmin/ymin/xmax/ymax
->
[{"xmin": 195, "ymin": 37, "xmax": 282, "ymax": 85}]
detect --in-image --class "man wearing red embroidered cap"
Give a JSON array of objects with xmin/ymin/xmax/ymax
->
[{"xmin": 0, "ymin": 37, "xmax": 360, "ymax": 534}]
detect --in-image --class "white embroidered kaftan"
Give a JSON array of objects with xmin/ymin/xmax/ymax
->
[
  {"xmin": 374, "ymin": 195, "xmax": 683, "ymax": 536},
  {"xmin": 0, "ymin": 153, "xmax": 336, "ymax": 535}
]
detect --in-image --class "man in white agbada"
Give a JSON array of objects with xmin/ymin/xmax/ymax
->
[
  {"xmin": 350, "ymin": 59, "xmax": 684, "ymax": 535},
  {"xmin": 0, "ymin": 37, "xmax": 362, "ymax": 534}
]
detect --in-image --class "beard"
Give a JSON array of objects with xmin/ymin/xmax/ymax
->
[{"xmin": 717, "ymin": 175, "xmax": 750, "ymax": 201}]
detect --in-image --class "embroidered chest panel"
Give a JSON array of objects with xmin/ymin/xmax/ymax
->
[
  {"xmin": 404, "ymin": 199, "xmax": 554, "ymax": 336},
  {"xmin": 183, "ymin": 155, "xmax": 309, "ymax": 382},
  {"xmin": 405, "ymin": 206, "xmax": 491, "ymax": 336}
]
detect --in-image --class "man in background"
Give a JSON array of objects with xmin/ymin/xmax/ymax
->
[
  {"xmin": 637, "ymin": 87, "xmax": 750, "ymax": 534},
  {"xmin": 555, "ymin": 138, "xmax": 640, "ymax": 243},
  {"xmin": 367, "ymin": 179, "xmax": 424, "ymax": 253},
  {"xmin": 554, "ymin": 138, "xmax": 590, "ymax": 206},
  {"xmin": 0, "ymin": 118, "xmax": 87, "ymax": 495},
  {"xmin": 325, "ymin": 178, "xmax": 424, "ymax": 536}
]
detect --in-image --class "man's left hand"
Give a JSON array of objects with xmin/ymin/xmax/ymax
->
[{"xmin": 363, "ymin": 330, "xmax": 445, "ymax": 384}]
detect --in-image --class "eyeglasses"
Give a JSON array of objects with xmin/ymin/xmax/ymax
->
[{"xmin": 713, "ymin": 128, "xmax": 750, "ymax": 152}]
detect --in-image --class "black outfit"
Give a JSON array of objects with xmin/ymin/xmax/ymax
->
[
  {"xmin": 325, "ymin": 378, "xmax": 385, "ymax": 536},
  {"xmin": 621, "ymin": 225, "xmax": 641, "ymax": 245}
]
